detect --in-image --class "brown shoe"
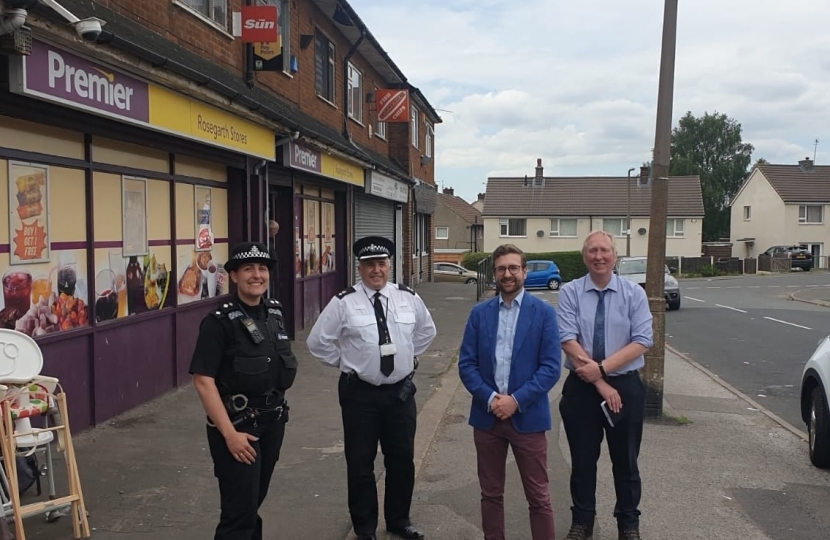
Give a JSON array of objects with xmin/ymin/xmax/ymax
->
[
  {"xmin": 619, "ymin": 528, "xmax": 641, "ymax": 540},
  {"xmin": 564, "ymin": 523, "xmax": 594, "ymax": 539}
]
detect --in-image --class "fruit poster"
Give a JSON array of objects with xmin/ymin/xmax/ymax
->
[
  {"xmin": 8, "ymin": 161, "xmax": 50, "ymax": 265},
  {"xmin": 122, "ymin": 176, "xmax": 148, "ymax": 257}
]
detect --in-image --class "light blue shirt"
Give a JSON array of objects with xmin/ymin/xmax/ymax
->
[
  {"xmin": 557, "ymin": 274, "xmax": 653, "ymax": 375},
  {"xmin": 488, "ymin": 289, "xmax": 525, "ymax": 408}
]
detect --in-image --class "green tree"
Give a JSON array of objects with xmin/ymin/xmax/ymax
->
[{"xmin": 669, "ymin": 111, "xmax": 754, "ymax": 241}]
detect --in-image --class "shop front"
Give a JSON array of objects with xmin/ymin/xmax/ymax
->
[
  {"xmin": 410, "ymin": 182, "xmax": 437, "ymax": 285},
  {"xmin": 276, "ymin": 141, "xmax": 366, "ymax": 332},
  {"xmin": 358, "ymin": 170, "xmax": 410, "ymax": 282},
  {"xmin": 0, "ymin": 39, "xmax": 276, "ymax": 430}
]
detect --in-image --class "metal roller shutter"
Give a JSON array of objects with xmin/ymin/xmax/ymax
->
[{"xmin": 354, "ymin": 192, "xmax": 396, "ymax": 281}]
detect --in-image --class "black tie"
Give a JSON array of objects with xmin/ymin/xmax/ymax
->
[{"xmin": 373, "ymin": 291, "xmax": 394, "ymax": 376}]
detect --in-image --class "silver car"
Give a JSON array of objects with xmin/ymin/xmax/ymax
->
[
  {"xmin": 433, "ymin": 263, "xmax": 478, "ymax": 284},
  {"xmin": 614, "ymin": 256, "xmax": 681, "ymax": 310}
]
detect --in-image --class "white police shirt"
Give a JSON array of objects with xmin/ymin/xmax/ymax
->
[{"xmin": 306, "ymin": 281, "xmax": 437, "ymax": 385}]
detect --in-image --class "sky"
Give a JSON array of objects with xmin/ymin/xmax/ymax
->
[{"xmin": 349, "ymin": 0, "xmax": 830, "ymax": 203}]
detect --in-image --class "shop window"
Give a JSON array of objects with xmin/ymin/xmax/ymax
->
[
  {"xmin": 347, "ymin": 63, "xmax": 363, "ymax": 123},
  {"xmin": 174, "ymin": 0, "xmax": 228, "ymax": 32},
  {"xmin": 315, "ymin": 31, "xmax": 336, "ymax": 103}
]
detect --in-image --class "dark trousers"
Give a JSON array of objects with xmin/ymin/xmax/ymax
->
[
  {"xmin": 559, "ymin": 371, "xmax": 645, "ymax": 530},
  {"xmin": 206, "ymin": 417, "xmax": 286, "ymax": 540},
  {"xmin": 474, "ymin": 420, "xmax": 555, "ymax": 540},
  {"xmin": 338, "ymin": 372, "xmax": 417, "ymax": 536}
]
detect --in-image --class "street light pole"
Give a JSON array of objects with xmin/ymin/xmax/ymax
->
[
  {"xmin": 644, "ymin": 0, "xmax": 678, "ymax": 419},
  {"xmin": 627, "ymin": 167, "xmax": 635, "ymax": 257}
]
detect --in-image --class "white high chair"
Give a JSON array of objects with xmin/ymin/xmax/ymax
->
[{"xmin": 0, "ymin": 329, "xmax": 89, "ymax": 539}]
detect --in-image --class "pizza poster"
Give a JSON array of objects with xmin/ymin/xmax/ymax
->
[{"xmin": 8, "ymin": 161, "xmax": 50, "ymax": 265}]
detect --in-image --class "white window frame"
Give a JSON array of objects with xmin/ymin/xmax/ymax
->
[
  {"xmin": 435, "ymin": 226, "xmax": 449, "ymax": 240},
  {"xmin": 602, "ymin": 218, "xmax": 628, "ymax": 238},
  {"xmin": 347, "ymin": 63, "xmax": 363, "ymax": 123},
  {"xmin": 315, "ymin": 30, "xmax": 336, "ymax": 103},
  {"xmin": 376, "ymin": 120, "xmax": 387, "ymax": 139},
  {"xmin": 411, "ymin": 106, "xmax": 419, "ymax": 149},
  {"xmin": 425, "ymin": 124, "xmax": 434, "ymax": 158},
  {"xmin": 499, "ymin": 218, "xmax": 527, "ymax": 238},
  {"xmin": 799, "ymin": 205, "xmax": 823, "ymax": 224},
  {"xmin": 174, "ymin": 0, "xmax": 229, "ymax": 33},
  {"xmin": 667, "ymin": 218, "xmax": 685, "ymax": 238},
  {"xmin": 743, "ymin": 205, "xmax": 751, "ymax": 221},
  {"xmin": 550, "ymin": 218, "xmax": 578, "ymax": 237}
]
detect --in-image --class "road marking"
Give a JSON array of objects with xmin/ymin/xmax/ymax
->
[
  {"xmin": 687, "ymin": 287, "xmax": 700, "ymax": 290},
  {"xmin": 716, "ymin": 304, "xmax": 747, "ymax": 313},
  {"xmin": 748, "ymin": 286, "xmax": 761, "ymax": 288},
  {"xmin": 767, "ymin": 285, "xmax": 780, "ymax": 288},
  {"xmin": 706, "ymin": 286, "xmax": 721, "ymax": 289},
  {"xmin": 806, "ymin": 285, "xmax": 819, "ymax": 288},
  {"xmin": 684, "ymin": 296, "xmax": 705, "ymax": 303},
  {"xmin": 763, "ymin": 316, "xmax": 812, "ymax": 330},
  {"xmin": 786, "ymin": 285, "xmax": 799, "ymax": 288},
  {"xmin": 726, "ymin": 286, "xmax": 741, "ymax": 289}
]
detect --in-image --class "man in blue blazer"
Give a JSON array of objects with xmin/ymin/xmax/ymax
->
[{"xmin": 459, "ymin": 244, "xmax": 561, "ymax": 540}]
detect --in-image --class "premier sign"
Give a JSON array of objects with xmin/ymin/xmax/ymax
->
[{"xmin": 11, "ymin": 40, "xmax": 149, "ymax": 122}]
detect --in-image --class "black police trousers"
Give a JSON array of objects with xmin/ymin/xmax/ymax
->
[
  {"xmin": 206, "ymin": 415, "xmax": 286, "ymax": 540},
  {"xmin": 559, "ymin": 370, "xmax": 645, "ymax": 530},
  {"xmin": 338, "ymin": 372, "xmax": 417, "ymax": 536}
]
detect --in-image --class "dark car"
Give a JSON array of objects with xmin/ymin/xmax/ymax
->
[{"xmin": 763, "ymin": 245, "xmax": 813, "ymax": 270}]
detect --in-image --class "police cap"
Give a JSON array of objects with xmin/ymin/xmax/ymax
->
[
  {"xmin": 224, "ymin": 241, "xmax": 276, "ymax": 272},
  {"xmin": 353, "ymin": 236, "xmax": 394, "ymax": 261}
]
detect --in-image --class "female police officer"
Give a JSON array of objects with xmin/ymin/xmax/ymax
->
[{"xmin": 189, "ymin": 242, "xmax": 298, "ymax": 540}]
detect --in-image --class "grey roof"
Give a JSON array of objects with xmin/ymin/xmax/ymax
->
[
  {"xmin": 482, "ymin": 176, "xmax": 704, "ymax": 217},
  {"xmin": 757, "ymin": 165, "xmax": 830, "ymax": 203},
  {"xmin": 437, "ymin": 193, "xmax": 483, "ymax": 225}
]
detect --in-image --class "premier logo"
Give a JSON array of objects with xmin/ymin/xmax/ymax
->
[
  {"xmin": 47, "ymin": 50, "xmax": 135, "ymax": 111},
  {"xmin": 294, "ymin": 145, "xmax": 318, "ymax": 168}
]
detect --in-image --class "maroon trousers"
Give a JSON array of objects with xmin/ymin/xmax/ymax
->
[{"xmin": 473, "ymin": 419, "xmax": 555, "ymax": 540}]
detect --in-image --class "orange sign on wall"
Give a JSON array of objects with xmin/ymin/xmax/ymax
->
[{"xmin": 376, "ymin": 89, "xmax": 410, "ymax": 123}]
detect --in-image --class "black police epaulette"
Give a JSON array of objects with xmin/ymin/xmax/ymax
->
[
  {"xmin": 397, "ymin": 284, "xmax": 417, "ymax": 295},
  {"xmin": 265, "ymin": 298, "xmax": 283, "ymax": 317},
  {"xmin": 336, "ymin": 286, "xmax": 357, "ymax": 299},
  {"xmin": 211, "ymin": 300, "xmax": 245, "ymax": 321}
]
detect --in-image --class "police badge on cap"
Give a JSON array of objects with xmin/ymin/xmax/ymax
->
[
  {"xmin": 224, "ymin": 241, "xmax": 277, "ymax": 272},
  {"xmin": 353, "ymin": 236, "xmax": 394, "ymax": 261}
]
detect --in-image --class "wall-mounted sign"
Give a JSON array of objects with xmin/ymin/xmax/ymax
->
[
  {"xmin": 284, "ymin": 142, "xmax": 364, "ymax": 186},
  {"xmin": 366, "ymin": 170, "xmax": 409, "ymax": 203},
  {"xmin": 238, "ymin": 5, "xmax": 279, "ymax": 43},
  {"xmin": 9, "ymin": 40, "xmax": 275, "ymax": 160},
  {"xmin": 376, "ymin": 89, "xmax": 409, "ymax": 123}
]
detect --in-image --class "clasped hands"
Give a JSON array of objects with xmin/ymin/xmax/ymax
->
[
  {"xmin": 573, "ymin": 354, "xmax": 623, "ymax": 413},
  {"xmin": 490, "ymin": 394, "xmax": 518, "ymax": 420}
]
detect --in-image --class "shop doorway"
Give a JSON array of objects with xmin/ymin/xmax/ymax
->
[{"xmin": 268, "ymin": 186, "xmax": 294, "ymax": 336}]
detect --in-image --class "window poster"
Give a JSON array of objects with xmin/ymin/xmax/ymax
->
[
  {"xmin": 8, "ymin": 161, "xmax": 50, "ymax": 265},
  {"xmin": 321, "ymin": 202, "xmax": 335, "ymax": 273},
  {"xmin": 122, "ymin": 176, "xmax": 148, "ymax": 257},
  {"xmin": 303, "ymin": 199, "xmax": 320, "ymax": 276},
  {"xmin": 195, "ymin": 186, "xmax": 213, "ymax": 252}
]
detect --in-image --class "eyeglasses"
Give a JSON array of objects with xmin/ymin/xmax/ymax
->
[{"xmin": 494, "ymin": 265, "xmax": 523, "ymax": 276}]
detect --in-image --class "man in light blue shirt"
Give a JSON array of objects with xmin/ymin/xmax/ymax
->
[
  {"xmin": 459, "ymin": 244, "xmax": 561, "ymax": 540},
  {"xmin": 557, "ymin": 231, "xmax": 653, "ymax": 540}
]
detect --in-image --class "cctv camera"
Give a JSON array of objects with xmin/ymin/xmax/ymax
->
[
  {"xmin": 290, "ymin": 131, "xmax": 300, "ymax": 141},
  {"xmin": 73, "ymin": 17, "xmax": 105, "ymax": 41}
]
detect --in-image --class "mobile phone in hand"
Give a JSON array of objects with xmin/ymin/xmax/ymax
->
[{"xmin": 600, "ymin": 400, "xmax": 625, "ymax": 428}]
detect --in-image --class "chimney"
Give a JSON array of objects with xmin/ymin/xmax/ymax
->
[
  {"xmin": 533, "ymin": 158, "xmax": 545, "ymax": 187},
  {"xmin": 639, "ymin": 165, "xmax": 651, "ymax": 186},
  {"xmin": 443, "ymin": 187, "xmax": 454, "ymax": 195},
  {"xmin": 477, "ymin": 193, "xmax": 485, "ymax": 201},
  {"xmin": 799, "ymin": 157, "xmax": 814, "ymax": 173}
]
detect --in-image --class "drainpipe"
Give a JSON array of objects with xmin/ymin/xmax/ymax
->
[
  {"xmin": 0, "ymin": 8, "xmax": 26, "ymax": 36},
  {"xmin": 341, "ymin": 28, "xmax": 366, "ymax": 140},
  {"xmin": 244, "ymin": 0, "xmax": 254, "ymax": 87}
]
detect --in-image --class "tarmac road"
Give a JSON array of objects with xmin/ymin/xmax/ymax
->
[{"xmin": 665, "ymin": 272, "xmax": 830, "ymax": 433}]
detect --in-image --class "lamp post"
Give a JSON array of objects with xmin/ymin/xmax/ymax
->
[{"xmin": 627, "ymin": 167, "xmax": 635, "ymax": 257}]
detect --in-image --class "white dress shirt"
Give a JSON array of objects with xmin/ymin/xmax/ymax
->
[{"xmin": 306, "ymin": 281, "xmax": 437, "ymax": 385}]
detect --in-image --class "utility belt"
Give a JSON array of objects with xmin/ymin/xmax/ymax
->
[
  {"xmin": 207, "ymin": 392, "xmax": 289, "ymax": 428},
  {"xmin": 342, "ymin": 371, "xmax": 416, "ymax": 402}
]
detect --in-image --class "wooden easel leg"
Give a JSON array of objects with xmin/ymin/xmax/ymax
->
[
  {"xmin": 57, "ymin": 394, "xmax": 89, "ymax": 538},
  {"xmin": 2, "ymin": 405, "xmax": 25, "ymax": 540}
]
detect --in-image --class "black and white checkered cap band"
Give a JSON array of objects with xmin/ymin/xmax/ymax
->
[
  {"xmin": 232, "ymin": 245, "xmax": 269, "ymax": 261},
  {"xmin": 358, "ymin": 243, "xmax": 390, "ymax": 258}
]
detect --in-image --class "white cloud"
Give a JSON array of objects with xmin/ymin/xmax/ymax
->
[{"xmin": 350, "ymin": 0, "xmax": 830, "ymax": 201}]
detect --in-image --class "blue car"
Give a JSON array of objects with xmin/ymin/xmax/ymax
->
[{"xmin": 525, "ymin": 260, "xmax": 562, "ymax": 290}]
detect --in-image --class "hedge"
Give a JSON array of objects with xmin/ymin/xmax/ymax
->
[{"xmin": 461, "ymin": 251, "xmax": 588, "ymax": 283}]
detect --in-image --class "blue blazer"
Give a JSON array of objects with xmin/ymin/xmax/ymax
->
[{"xmin": 458, "ymin": 292, "xmax": 561, "ymax": 434}]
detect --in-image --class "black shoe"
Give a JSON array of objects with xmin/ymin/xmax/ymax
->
[
  {"xmin": 564, "ymin": 523, "xmax": 594, "ymax": 540},
  {"xmin": 618, "ymin": 529, "xmax": 641, "ymax": 540},
  {"xmin": 386, "ymin": 524, "xmax": 425, "ymax": 540},
  {"xmin": 356, "ymin": 534, "xmax": 377, "ymax": 540}
]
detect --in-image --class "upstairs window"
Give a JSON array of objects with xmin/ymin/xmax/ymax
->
[
  {"xmin": 175, "ymin": 0, "xmax": 228, "ymax": 30},
  {"xmin": 743, "ymin": 205, "xmax": 751, "ymax": 221},
  {"xmin": 666, "ymin": 218, "xmax": 685, "ymax": 237},
  {"xmin": 425, "ymin": 124, "xmax": 433, "ymax": 158},
  {"xmin": 602, "ymin": 218, "xmax": 628, "ymax": 238},
  {"xmin": 435, "ymin": 227, "xmax": 448, "ymax": 239},
  {"xmin": 411, "ymin": 106, "xmax": 419, "ymax": 149},
  {"xmin": 347, "ymin": 63, "xmax": 363, "ymax": 123},
  {"xmin": 315, "ymin": 31, "xmax": 336, "ymax": 103},
  {"xmin": 550, "ymin": 218, "xmax": 577, "ymax": 237},
  {"xmin": 799, "ymin": 205, "xmax": 823, "ymax": 224},
  {"xmin": 499, "ymin": 218, "xmax": 526, "ymax": 237}
]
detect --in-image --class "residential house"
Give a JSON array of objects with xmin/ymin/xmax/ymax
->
[
  {"xmin": 730, "ymin": 158, "xmax": 830, "ymax": 263},
  {"xmin": 471, "ymin": 192, "xmax": 486, "ymax": 213},
  {"xmin": 0, "ymin": 0, "xmax": 438, "ymax": 429},
  {"xmin": 434, "ymin": 188, "xmax": 484, "ymax": 264},
  {"xmin": 483, "ymin": 160, "xmax": 704, "ymax": 257}
]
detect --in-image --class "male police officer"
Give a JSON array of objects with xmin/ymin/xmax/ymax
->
[
  {"xmin": 307, "ymin": 236, "xmax": 437, "ymax": 540},
  {"xmin": 190, "ymin": 242, "xmax": 298, "ymax": 540}
]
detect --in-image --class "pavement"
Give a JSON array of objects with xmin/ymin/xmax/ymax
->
[{"xmin": 13, "ymin": 281, "xmax": 830, "ymax": 539}]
